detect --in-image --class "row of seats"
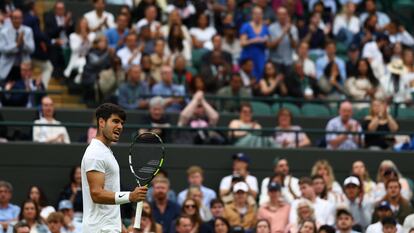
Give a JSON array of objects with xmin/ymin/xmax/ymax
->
[{"xmin": 250, "ymin": 101, "xmax": 414, "ymax": 119}]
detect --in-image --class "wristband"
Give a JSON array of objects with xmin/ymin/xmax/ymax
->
[{"xmin": 115, "ymin": 192, "xmax": 130, "ymax": 205}]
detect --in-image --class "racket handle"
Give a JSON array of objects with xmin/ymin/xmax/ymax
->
[{"xmin": 134, "ymin": 201, "xmax": 143, "ymax": 229}]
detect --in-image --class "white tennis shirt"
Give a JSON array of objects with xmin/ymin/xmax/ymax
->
[{"xmin": 81, "ymin": 138, "xmax": 121, "ymax": 233}]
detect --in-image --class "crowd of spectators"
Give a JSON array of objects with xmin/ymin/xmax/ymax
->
[
  {"xmin": 2, "ymin": 157, "xmax": 414, "ymax": 233},
  {"xmin": 0, "ymin": 0, "xmax": 414, "ymax": 150}
]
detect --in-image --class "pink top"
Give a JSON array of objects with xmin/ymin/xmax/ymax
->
[
  {"xmin": 87, "ymin": 127, "xmax": 97, "ymax": 144},
  {"xmin": 257, "ymin": 203, "xmax": 291, "ymax": 233}
]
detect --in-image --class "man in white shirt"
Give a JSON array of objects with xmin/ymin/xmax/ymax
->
[
  {"xmin": 81, "ymin": 103, "xmax": 147, "ymax": 233},
  {"xmin": 294, "ymin": 41, "xmax": 316, "ymax": 78},
  {"xmin": 341, "ymin": 176, "xmax": 374, "ymax": 229},
  {"xmin": 219, "ymin": 153, "xmax": 258, "ymax": 202},
  {"xmin": 84, "ymin": 0, "xmax": 115, "ymax": 33},
  {"xmin": 58, "ymin": 200, "xmax": 82, "ymax": 233},
  {"xmin": 289, "ymin": 177, "xmax": 335, "ymax": 225},
  {"xmin": 366, "ymin": 201, "xmax": 403, "ymax": 233},
  {"xmin": 135, "ymin": 5, "xmax": 160, "ymax": 37},
  {"xmin": 362, "ymin": 33, "xmax": 389, "ymax": 79},
  {"xmin": 117, "ymin": 33, "xmax": 141, "ymax": 70},
  {"xmin": 259, "ymin": 157, "xmax": 300, "ymax": 205},
  {"xmin": 32, "ymin": 96, "xmax": 70, "ymax": 144}
]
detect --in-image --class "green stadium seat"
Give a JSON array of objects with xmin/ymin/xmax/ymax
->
[
  {"xmin": 301, "ymin": 103, "xmax": 331, "ymax": 117},
  {"xmin": 191, "ymin": 49, "xmax": 208, "ymax": 71},
  {"xmin": 353, "ymin": 107, "xmax": 370, "ymax": 120},
  {"xmin": 396, "ymin": 107, "xmax": 414, "ymax": 119},
  {"xmin": 251, "ymin": 101, "xmax": 272, "ymax": 116},
  {"xmin": 272, "ymin": 103, "xmax": 301, "ymax": 117}
]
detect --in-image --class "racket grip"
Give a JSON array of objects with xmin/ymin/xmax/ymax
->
[{"xmin": 134, "ymin": 201, "xmax": 143, "ymax": 229}]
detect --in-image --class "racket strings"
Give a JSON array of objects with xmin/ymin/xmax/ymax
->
[{"xmin": 129, "ymin": 132, "xmax": 164, "ymax": 185}]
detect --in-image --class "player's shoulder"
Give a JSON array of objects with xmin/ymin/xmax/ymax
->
[{"xmin": 82, "ymin": 139, "xmax": 109, "ymax": 159}]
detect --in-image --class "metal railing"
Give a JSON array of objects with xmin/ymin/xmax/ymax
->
[{"xmin": 0, "ymin": 121, "xmax": 412, "ymax": 149}]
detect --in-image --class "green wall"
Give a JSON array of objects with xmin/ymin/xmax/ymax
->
[{"xmin": 1, "ymin": 142, "xmax": 413, "ymax": 206}]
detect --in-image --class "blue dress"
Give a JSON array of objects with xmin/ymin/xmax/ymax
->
[{"xmin": 239, "ymin": 22, "xmax": 269, "ymax": 80}]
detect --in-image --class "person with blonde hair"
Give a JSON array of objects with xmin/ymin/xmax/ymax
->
[
  {"xmin": 178, "ymin": 166, "xmax": 217, "ymax": 207},
  {"xmin": 373, "ymin": 160, "xmax": 412, "ymax": 202},
  {"xmin": 287, "ymin": 199, "xmax": 319, "ymax": 233},
  {"xmin": 185, "ymin": 186, "xmax": 212, "ymax": 222},
  {"xmin": 311, "ymin": 160, "xmax": 342, "ymax": 194},
  {"xmin": 362, "ymin": 99, "xmax": 398, "ymax": 149},
  {"xmin": 351, "ymin": 160, "xmax": 376, "ymax": 197}
]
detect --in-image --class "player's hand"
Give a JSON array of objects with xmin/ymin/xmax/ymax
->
[{"xmin": 129, "ymin": 186, "xmax": 148, "ymax": 202}]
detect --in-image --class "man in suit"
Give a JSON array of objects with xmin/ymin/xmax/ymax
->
[
  {"xmin": 22, "ymin": 0, "xmax": 53, "ymax": 88},
  {"xmin": 0, "ymin": 9, "xmax": 34, "ymax": 82},
  {"xmin": 44, "ymin": 1, "xmax": 74, "ymax": 79}
]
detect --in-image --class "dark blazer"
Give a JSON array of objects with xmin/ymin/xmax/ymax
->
[
  {"xmin": 43, "ymin": 11, "xmax": 74, "ymax": 40},
  {"xmin": 23, "ymin": 12, "xmax": 49, "ymax": 60}
]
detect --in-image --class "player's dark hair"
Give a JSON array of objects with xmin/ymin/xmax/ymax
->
[{"xmin": 95, "ymin": 103, "xmax": 126, "ymax": 128}]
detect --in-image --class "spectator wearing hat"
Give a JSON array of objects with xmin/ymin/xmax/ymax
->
[
  {"xmin": 382, "ymin": 217, "xmax": 400, "ymax": 233},
  {"xmin": 325, "ymin": 101, "xmax": 363, "ymax": 150},
  {"xmin": 377, "ymin": 178, "xmax": 414, "ymax": 224},
  {"xmin": 341, "ymin": 176, "xmax": 374, "ymax": 229},
  {"xmin": 219, "ymin": 153, "xmax": 258, "ymax": 203},
  {"xmin": 58, "ymin": 200, "xmax": 81, "ymax": 233},
  {"xmin": 402, "ymin": 214, "xmax": 414, "ymax": 233},
  {"xmin": 177, "ymin": 165, "xmax": 217, "ymax": 207},
  {"xmin": 223, "ymin": 182, "xmax": 257, "ymax": 231},
  {"xmin": 335, "ymin": 208, "xmax": 360, "ymax": 233},
  {"xmin": 257, "ymin": 182, "xmax": 290, "ymax": 233},
  {"xmin": 260, "ymin": 157, "xmax": 301, "ymax": 205},
  {"xmin": 374, "ymin": 161, "xmax": 413, "ymax": 202},
  {"xmin": 289, "ymin": 177, "xmax": 335, "ymax": 226},
  {"xmin": 381, "ymin": 59, "xmax": 412, "ymax": 105},
  {"xmin": 366, "ymin": 201, "xmax": 402, "ymax": 233}
]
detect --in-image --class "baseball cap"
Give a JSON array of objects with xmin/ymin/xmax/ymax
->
[
  {"xmin": 58, "ymin": 200, "xmax": 73, "ymax": 210},
  {"xmin": 343, "ymin": 176, "xmax": 360, "ymax": 187},
  {"xmin": 268, "ymin": 182, "xmax": 281, "ymax": 192},
  {"xmin": 232, "ymin": 153, "xmax": 250, "ymax": 164},
  {"xmin": 377, "ymin": 201, "xmax": 391, "ymax": 211},
  {"xmin": 233, "ymin": 182, "xmax": 249, "ymax": 193}
]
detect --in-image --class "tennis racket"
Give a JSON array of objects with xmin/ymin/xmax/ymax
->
[{"xmin": 129, "ymin": 132, "xmax": 165, "ymax": 229}]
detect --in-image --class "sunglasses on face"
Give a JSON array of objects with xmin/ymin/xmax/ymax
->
[{"xmin": 185, "ymin": 204, "xmax": 196, "ymax": 209}]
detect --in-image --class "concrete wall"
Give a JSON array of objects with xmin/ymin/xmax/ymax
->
[{"xmin": 1, "ymin": 142, "xmax": 413, "ymax": 206}]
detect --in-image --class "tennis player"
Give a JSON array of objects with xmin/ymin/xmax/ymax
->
[{"xmin": 81, "ymin": 103, "xmax": 148, "ymax": 233}]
